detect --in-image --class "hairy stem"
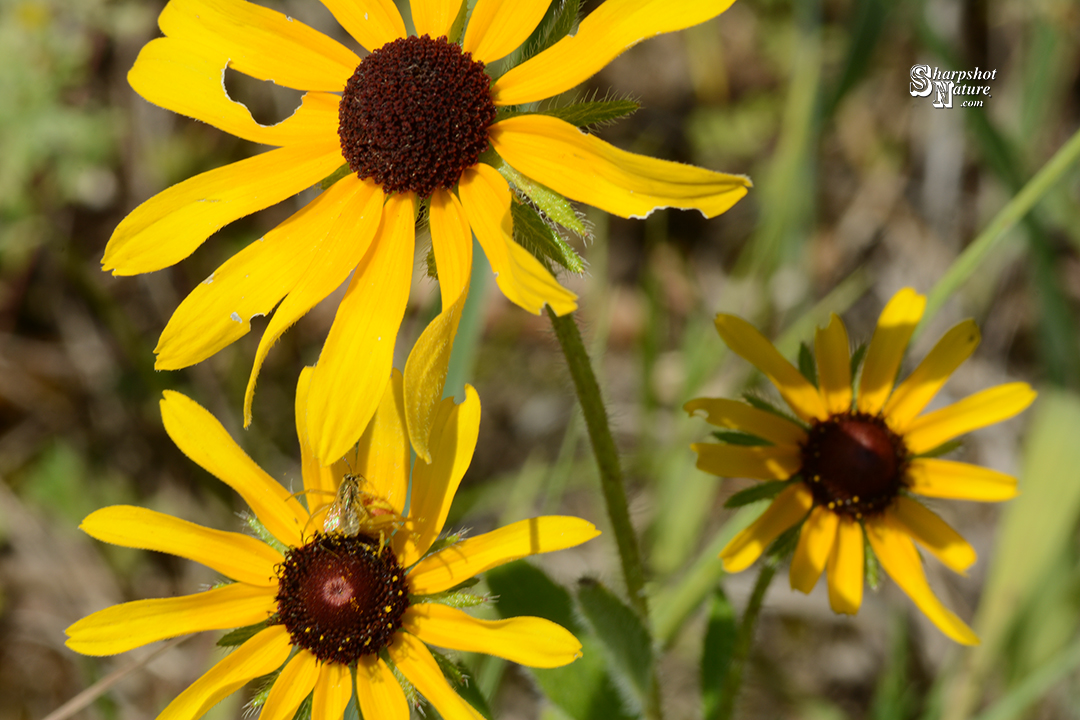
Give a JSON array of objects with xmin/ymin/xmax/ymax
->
[{"xmin": 717, "ymin": 560, "xmax": 777, "ymax": 720}]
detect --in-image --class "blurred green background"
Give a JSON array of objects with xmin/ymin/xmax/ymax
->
[{"xmin": 2, "ymin": 0, "xmax": 1079, "ymax": 718}]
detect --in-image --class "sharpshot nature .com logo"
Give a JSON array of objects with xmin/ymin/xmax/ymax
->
[{"xmin": 909, "ymin": 64, "xmax": 997, "ymax": 108}]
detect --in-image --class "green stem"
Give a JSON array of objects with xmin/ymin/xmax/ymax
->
[{"xmin": 716, "ymin": 560, "xmax": 778, "ymax": 720}]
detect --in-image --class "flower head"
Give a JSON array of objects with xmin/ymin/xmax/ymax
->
[
  {"xmin": 66, "ymin": 370, "xmax": 599, "ymax": 720},
  {"xmin": 107, "ymin": 0, "xmax": 751, "ymax": 465},
  {"xmin": 686, "ymin": 288, "xmax": 1036, "ymax": 644}
]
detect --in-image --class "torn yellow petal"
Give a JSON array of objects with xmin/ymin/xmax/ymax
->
[
  {"xmin": 815, "ymin": 314, "xmax": 852, "ymax": 414},
  {"xmin": 884, "ymin": 320, "xmax": 980, "ymax": 432},
  {"xmin": 903, "ymin": 382, "xmax": 1037, "ymax": 455},
  {"xmin": 411, "ymin": 0, "xmax": 459, "ymax": 39},
  {"xmin": 260, "ymin": 651, "xmax": 320, "ymax": 720},
  {"xmin": 346, "ymin": 368, "xmax": 411, "ymax": 515},
  {"xmin": 312, "ymin": 661, "xmax": 353, "ymax": 720},
  {"xmin": 405, "ymin": 603, "xmax": 581, "ymax": 668},
  {"xmin": 160, "ymin": 391, "xmax": 307, "ymax": 547},
  {"xmin": 865, "ymin": 517, "xmax": 979, "ymax": 645},
  {"xmin": 490, "ymin": 115, "xmax": 749, "ymax": 219},
  {"xmin": 888, "ymin": 498, "xmax": 976, "ymax": 575},
  {"xmin": 391, "ymin": 633, "xmax": 485, "ymax": 720},
  {"xmin": 80, "ymin": 506, "xmax": 280, "ymax": 587},
  {"xmin": 684, "ymin": 397, "xmax": 806, "ymax": 445},
  {"xmin": 357, "ymin": 655, "xmax": 409, "ymax": 720},
  {"xmin": 320, "ymin": 0, "xmax": 406, "ymax": 51},
  {"xmin": 158, "ymin": 0, "xmax": 359, "ymax": 91},
  {"xmin": 857, "ymin": 288, "xmax": 926, "ymax": 414},
  {"xmin": 130, "ymin": 39, "xmax": 340, "ymax": 146},
  {"xmin": 826, "ymin": 516, "xmax": 863, "ymax": 614},
  {"xmin": 719, "ymin": 484, "xmax": 812, "ymax": 573},
  {"xmin": 409, "ymin": 516, "xmax": 600, "ymax": 595},
  {"xmin": 157, "ymin": 625, "xmax": 291, "ymax": 720},
  {"xmin": 307, "ymin": 193, "xmax": 416, "ymax": 464},
  {"xmin": 65, "ymin": 583, "xmax": 276, "ymax": 656},
  {"xmin": 691, "ymin": 443, "xmax": 801, "ymax": 480},
  {"xmin": 789, "ymin": 505, "xmax": 838, "ymax": 594},
  {"xmin": 492, "ymin": 0, "xmax": 737, "ymax": 105},
  {"xmin": 906, "ymin": 458, "xmax": 1018, "ymax": 502},
  {"xmin": 714, "ymin": 313, "xmax": 828, "ymax": 422},
  {"xmin": 463, "ymin": 0, "xmax": 549, "ymax": 64},
  {"xmin": 243, "ymin": 177, "xmax": 384, "ymax": 426},
  {"xmin": 103, "ymin": 144, "xmax": 342, "ymax": 275},
  {"xmin": 458, "ymin": 164, "xmax": 577, "ymax": 315},
  {"xmin": 396, "ymin": 386, "xmax": 481, "ymax": 566},
  {"xmin": 405, "ymin": 188, "xmax": 473, "ymax": 462}
]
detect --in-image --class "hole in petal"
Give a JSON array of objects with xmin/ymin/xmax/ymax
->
[{"xmin": 223, "ymin": 66, "xmax": 304, "ymax": 127}]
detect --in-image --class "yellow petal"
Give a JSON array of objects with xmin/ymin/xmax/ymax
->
[
  {"xmin": 405, "ymin": 189, "xmax": 473, "ymax": 463},
  {"xmin": 260, "ymin": 651, "xmax": 321, "ymax": 720},
  {"xmin": 857, "ymin": 288, "xmax": 926, "ymax": 414},
  {"xmin": 297, "ymin": 367, "xmax": 339, "ymax": 511},
  {"xmin": 789, "ymin": 506, "xmax": 838, "ymax": 594},
  {"xmin": 160, "ymin": 391, "xmax": 308, "ymax": 547},
  {"xmin": 713, "ymin": 314, "xmax": 828, "ymax": 422},
  {"xmin": 490, "ymin": 115, "xmax": 749, "ymax": 220},
  {"xmin": 409, "ymin": 516, "xmax": 600, "ymax": 595},
  {"xmin": 357, "ymin": 655, "xmax": 410, "ymax": 720},
  {"xmin": 906, "ymin": 458, "xmax": 1018, "ymax": 502},
  {"xmin": 131, "ymin": 38, "xmax": 341, "ymax": 146},
  {"xmin": 458, "ymin": 164, "xmax": 578, "ymax": 315},
  {"xmin": 404, "ymin": 603, "xmax": 582, "ymax": 668},
  {"xmin": 888, "ymin": 498, "xmax": 976, "ymax": 575},
  {"xmin": 154, "ymin": 175, "xmax": 372, "ymax": 372},
  {"xmin": 158, "ymin": 0, "xmax": 358, "ymax": 91},
  {"xmin": 312, "ymin": 661, "xmax": 353, "ymax": 720},
  {"xmin": 691, "ymin": 443, "xmax": 801, "ymax": 480},
  {"xmin": 719, "ymin": 484, "xmax": 812, "ymax": 573},
  {"xmin": 884, "ymin": 320, "xmax": 980, "ymax": 432},
  {"xmin": 157, "ymin": 625, "xmax": 292, "ymax": 720},
  {"xmin": 463, "ymin": 0, "xmax": 549, "ymax": 64},
  {"xmin": 243, "ymin": 177, "xmax": 385, "ymax": 425},
  {"xmin": 396, "ymin": 386, "xmax": 481, "ymax": 566},
  {"xmin": 492, "ymin": 0, "xmax": 737, "ymax": 105},
  {"xmin": 815, "ymin": 314, "xmax": 852, "ymax": 414},
  {"xmin": 390, "ymin": 633, "xmax": 485, "ymax": 720},
  {"xmin": 103, "ymin": 144, "xmax": 343, "ymax": 275},
  {"xmin": 903, "ymin": 383, "xmax": 1037, "ymax": 455},
  {"xmin": 65, "ymin": 583, "xmax": 276, "ymax": 656},
  {"xmin": 80, "ymin": 506, "xmax": 279, "ymax": 587},
  {"xmin": 826, "ymin": 516, "xmax": 863, "ymax": 614},
  {"xmin": 865, "ymin": 517, "xmax": 979, "ymax": 645},
  {"xmin": 307, "ymin": 193, "xmax": 416, "ymax": 464},
  {"xmin": 347, "ymin": 368, "xmax": 410, "ymax": 515},
  {"xmin": 684, "ymin": 397, "xmax": 806, "ymax": 445},
  {"xmin": 320, "ymin": 0, "xmax": 407, "ymax": 51},
  {"xmin": 411, "ymin": 0, "xmax": 460, "ymax": 39}
]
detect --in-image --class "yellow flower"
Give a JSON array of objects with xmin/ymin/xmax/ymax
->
[
  {"xmin": 686, "ymin": 288, "xmax": 1036, "ymax": 644},
  {"xmin": 66, "ymin": 370, "xmax": 599, "ymax": 720},
  {"xmin": 107, "ymin": 0, "xmax": 750, "ymax": 464}
]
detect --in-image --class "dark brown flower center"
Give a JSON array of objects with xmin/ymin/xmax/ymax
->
[
  {"xmin": 338, "ymin": 34, "xmax": 496, "ymax": 198},
  {"xmin": 275, "ymin": 533, "xmax": 409, "ymax": 664},
  {"xmin": 801, "ymin": 412, "xmax": 908, "ymax": 517}
]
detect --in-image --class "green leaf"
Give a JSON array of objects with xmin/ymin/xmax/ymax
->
[
  {"xmin": 710, "ymin": 430, "xmax": 773, "ymax": 447},
  {"xmin": 766, "ymin": 521, "xmax": 802, "ymax": 561},
  {"xmin": 515, "ymin": 0, "xmax": 580, "ymax": 68},
  {"xmin": 432, "ymin": 650, "xmax": 494, "ymax": 720},
  {"xmin": 290, "ymin": 693, "xmax": 312, "ymax": 720},
  {"xmin": 413, "ymin": 589, "xmax": 487, "ymax": 609},
  {"xmin": 217, "ymin": 620, "xmax": 271, "ymax": 648},
  {"xmin": 724, "ymin": 480, "xmax": 794, "ymax": 509},
  {"xmin": 494, "ymin": 159, "xmax": 589, "ymax": 238},
  {"xmin": 499, "ymin": 97, "xmax": 640, "ymax": 130},
  {"xmin": 576, "ymin": 578, "xmax": 654, "ymax": 707},
  {"xmin": 742, "ymin": 393, "xmax": 807, "ymax": 429},
  {"xmin": 245, "ymin": 514, "xmax": 288, "ymax": 555},
  {"xmin": 425, "ymin": 246, "xmax": 439, "ymax": 280},
  {"xmin": 865, "ymin": 534, "xmax": 881, "ymax": 591},
  {"xmin": 701, "ymin": 588, "xmax": 737, "ymax": 720},
  {"xmin": 486, "ymin": 561, "xmax": 635, "ymax": 720},
  {"xmin": 798, "ymin": 341, "xmax": 818, "ymax": 387},
  {"xmin": 511, "ymin": 199, "xmax": 586, "ymax": 274},
  {"xmin": 913, "ymin": 438, "xmax": 963, "ymax": 459},
  {"xmin": 319, "ymin": 163, "xmax": 351, "ymax": 190},
  {"xmin": 446, "ymin": 0, "xmax": 469, "ymax": 45},
  {"xmin": 849, "ymin": 342, "xmax": 868, "ymax": 381}
]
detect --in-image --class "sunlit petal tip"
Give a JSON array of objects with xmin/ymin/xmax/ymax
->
[{"xmin": 857, "ymin": 288, "xmax": 927, "ymax": 414}]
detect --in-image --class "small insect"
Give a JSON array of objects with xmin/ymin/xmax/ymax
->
[{"xmin": 321, "ymin": 473, "xmax": 404, "ymax": 546}]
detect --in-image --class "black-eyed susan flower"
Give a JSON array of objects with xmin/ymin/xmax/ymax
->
[
  {"xmin": 685, "ymin": 288, "xmax": 1036, "ymax": 644},
  {"xmin": 66, "ymin": 369, "xmax": 598, "ymax": 720},
  {"xmin": 107, "ymin": 0, "xmax": 751, "ymax": 465}
]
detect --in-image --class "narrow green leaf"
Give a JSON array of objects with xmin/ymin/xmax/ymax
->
[
  {"xmin": 913, "ymin": 438, "xmax": 963, "ymax": 459},
  {"xmin": 245, "ymin": 514, "xmax": 288, "ymax": 555},
  {"xmin": 742, "ymin": 393, "xmax": 807, "ymax": 429},
  {"xmin": 499, "ymin": 98, "xmax": 640, "ymax": 129},
  {"xmin": 849, "ymin": 342, "xmax": 868, "ymax": 381},
  {"xmin": 432, "ymin": 650, "xmax": 494, "ymax": 720},
  {"xmin": 413, "ymin": 590, "xmax": 487, "ymax": 609},
  {"xmin": 865, "ymin": 535, "xmax": 881, "ymax": 591},
  {"xmin": 217, "ymin": 620, "xmax": 271, "ymax": 648},
  {"xmin": 516, "ymin": 0, "xmax": 580, "ymax": 67},
  {"xmin": 290, "ymin": 693, "xmax": 312, "ymax": 720},
  {"xmin": 701, "ymin": 588, "xmax": 737, "ymax": 720},
  {"xmin": 798, "ymin": 341, "xmax": 818, "ymax": 387},
  {"xmin": 576, "ymin": 578, "xmax": 654, "ymax": 706},
  {"xmin": 711, "ymin": 430, "xmax": 773, "ymax": 447},
  {"xmin": 724, "ymin": 480, "xmax": 793, "ymax": 509},
  {"xmin": 319, "ymin": 163, "xmax": 351, "ymax": 190},
  {"xmin": 495, "ymin": 159, "xmax": 589, "ymax": 237},
  {"xmin": 511, "ymin": 199, "xmax": 586, "ymax": 274},
  {"xmin": 766, "ymin": 521, "xmax": 802, "ymax": 561},
  {"xmin": 446, "ymin": 0, "xmax": 468, "ymax": 45}
]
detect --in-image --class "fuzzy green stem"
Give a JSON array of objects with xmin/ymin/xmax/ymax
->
[{"xmin": 716, "ymin": 560, "xmax": 777, "ymax": 720}]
